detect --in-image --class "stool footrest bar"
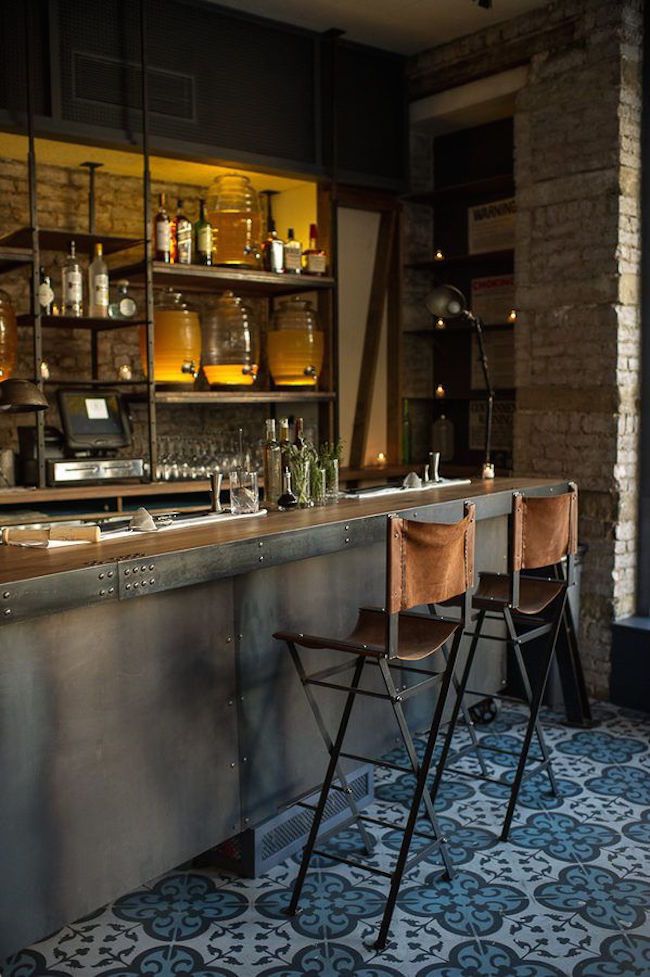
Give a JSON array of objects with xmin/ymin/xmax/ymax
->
[
  {"xmin": 339, "ymin": 750, "xmax": 414, "ymax": 774},
  {"xmin": 311, "ymin": 849, "xmax": 393, "ymax": 878}
]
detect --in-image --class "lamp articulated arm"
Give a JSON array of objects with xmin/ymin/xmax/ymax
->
[{"xmin": 468, "ymin": 313, "xmax": 495, "ymax": 476}]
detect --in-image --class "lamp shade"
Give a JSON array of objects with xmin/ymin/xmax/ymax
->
[
  {"xmin": 424, "ymin": 284, "xmax": 469, "ymax": 320},
  {"xmin": 0, "ymin": 378, "xmax": 48, "ymax": 413}
]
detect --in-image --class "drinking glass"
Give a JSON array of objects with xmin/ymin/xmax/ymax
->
[
  {"xmin": 229, "ymin": 469, "xmax": 259, "ymax": 515},
  {"xmin": 325, "ymin": 458, "xmax": 340, "ymax": 501}
]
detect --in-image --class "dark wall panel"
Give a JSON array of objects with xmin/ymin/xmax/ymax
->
[{"xmin": 56, "ymin": 0, "xmax": 318, "ymax": 166}]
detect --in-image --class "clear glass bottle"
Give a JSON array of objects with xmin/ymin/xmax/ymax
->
[
  {"xmin": 62, "ymin": 240, "xmax": 83, "ymax": 317},
  {"xmin": 283, "ymin": 228, "xmax": 302, "ymax": 274},
  {"xmin": 155, "ymin": 193, "xmax": 171, "ymax": 263},
  {"xmin": 88, "ymin": 242, "xmax": 109, "ymax": 318},
  {"xmin": 267, "ymin": 297, "xmax": 324, "ymax": 387},
  {"xmin": 0, "ymin": 289, "xmax": 18, "ymax": 379},
  {"xmin": 201, "ymin": 290, "xmax": 259, "ymax": 386},
  {"xmin": 302, "ymin": 223, "xmax": 327, "ymax": 275},
  {"xmin": 38, "ymin": 266, "xmax": 53, "ymax": 315},
  {"xmin": 195, "ymin": 198, "xmax": 213, "ymax": 265},
  {"xmin": 432, "ymin": 414, "xmax": 455, "ymax": 462},
  {"xmin": 263, "ymin": 418, "xmax": 282, "ymax": 510},
  {"xmin": 206, "ymin": 174, "xmax": 262, "ymax": 268},
  {"xmin": 174, "ymin": 199, "xmax": 193, "ymax": 265},
  {"xmin": 140, "ymin": 288, "xmax": 201, "ymax": 383},
  {"xmin": 278, "ymin": 417, "xmax": 291, "ymax": 470},
  {"xmin": 108, "ymin": 280, "xmax": 137, "ymax": 319}
]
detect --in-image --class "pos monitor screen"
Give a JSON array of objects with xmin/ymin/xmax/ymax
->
[{"xmin": 58, "ymin": 389, "xmax": 131, "ymax": 451}]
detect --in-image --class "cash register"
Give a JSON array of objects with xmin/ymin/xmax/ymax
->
[{"xmin": 18, "ymin": 389, "xmax": 145, "ymax": 486}]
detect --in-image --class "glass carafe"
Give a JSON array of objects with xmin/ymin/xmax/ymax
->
[
  {"xmin": 201, "ymin": 291, "xmax": 259, "ymax": 386},
  {"xmin": 267, "ymin": 297, "xmax": 324, "ymax": 387},
  {"xmin": 206, "ymin": 174, "xmax": 262, "ymax": 268},
  {"xmin": 140, "ymin": 289, "xmax": 201, "ymax": 384},
  {"xmin": 0, "ymin": 289, "xmax": 17, "ymax": 380}
]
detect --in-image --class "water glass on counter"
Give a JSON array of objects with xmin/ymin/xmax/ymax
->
[{"xmin": 229, "ymin": 470, "xmax": 259, "ymax": 515}]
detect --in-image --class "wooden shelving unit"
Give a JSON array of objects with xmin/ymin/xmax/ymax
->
[
  {"xmin": 18, "ymin": 313, "xmax": 148, "ymax": 330},
  {"xmin": 405, "ymin": 248, "xmax": 514, "ymax": 272},
  {"xmin": 153, "ymin": 389, "xmax": 335, "ymax": 405},
  {"xmin": 0, "ymin": 227, "xmax": 144, "ymax": 255},
  {"xmin": 110, "ymin": 259, "xmax": 335, "ymax": 297}
]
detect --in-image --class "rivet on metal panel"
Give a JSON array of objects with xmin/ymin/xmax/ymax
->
[
  {"xmin": 3, "ymin": 591, "xmax": 9, "ymax": 599},
  {"xmin": 345, "ymin": 538, "xmax": 350, "ymax": 544},
  {"xmin": 108, "ymin": 587, "xmax": 114, "ymax": 594},
  {"xmin": 107, "ymin": 571, "xmax": 114, "ymax": 579},
  {"xmin": 141, "ymin": 580, "xmax": 148, "ymax": 587},
  {"xmin": 242, "ymin": 756, "xmax": 247, "ymax": 762},
  {"xmin": 258, "ymin": 541, "xmax": 263, "ymax": 547},
  {"xmin": 238, "ymin": 633, "xmax": 243, "ymax": 639},
  {"xmin": 126, "ymin": 583, "xmax": 131, "ymax": 590},
  {"xmin": 99, "ymin": 590, "xmax": 106, "ymax": 597},
  {"xmin": 3, "ymin": 608, "xmax": 11, "ymax": 617},
  {"xmin": 226, "ymin": 636, "xmax": 232, "ymax": 643},
  {"xmin": 133, "ymin": 566, "xmax": 139, "ymax": 574},
  {"xmin": 124, "ymin": 569, "xmax": 130, "ymax": 576},
  {"xmin": 244, "ymin": 817, "xmax": 250, "ymax": 824},
  {"xmin": 149, "ymin": 564, "xmax": 155, "ymax": 571},
  {"xmin": 133, "ymin": 582, "xmax": 139, "ymax": 589},
  {"xmin": 149, "ymin": 578, "xmax": 155, "ymax": 585},
  {"xmin": 345, "ymin": 525, "xmax": 350, "ymax": 530},
  {"xmin": 141, "ymin": 565, "xmax": 147, "ymax": 572},
  {"xmin": 98, "ymin": 572, "xmax": 104, "ymax": 580},
  {"xmin": 259, "ymin": 555, "xmax": 264, "ymax": 562},
  {"xmin": 228, "ymin": 699, "xmax": 234, "ymax": 706},
  {"xmin": 230, "ymin": 761, "xmax": 236, "ymax": 768}
]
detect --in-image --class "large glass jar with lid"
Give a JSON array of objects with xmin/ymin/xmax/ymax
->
[
  {"xmin": 206, "ymin": 174, "xmax": 262, "ymax": 268},
  {"xmin": 139, "ymin": 289, "xmax": 201, "ymax": 384},
  {"xmin": 201, "ymin": 291, "xmax": 259, "ymax": 387},
  {"xmin": 0, "ymin": 289, "xmax": 17, "ymax": 380},
  {"xmin": 267, "ymin": 297, "xmax": 324, "ymax": 387}
]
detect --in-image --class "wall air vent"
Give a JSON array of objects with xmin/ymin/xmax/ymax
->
[{"xmin": 72, "ymin": 52, "xmax": 194, "ymax": 122}]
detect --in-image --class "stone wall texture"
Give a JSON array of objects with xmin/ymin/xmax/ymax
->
[{"xmin": 409, "ymin": 0, "xmax": 644, "ymax": 696}]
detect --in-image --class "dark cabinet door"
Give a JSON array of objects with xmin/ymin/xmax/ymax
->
[{"xmin": 332, "ymin": 42, "xmax": 408, "ymax": 191}]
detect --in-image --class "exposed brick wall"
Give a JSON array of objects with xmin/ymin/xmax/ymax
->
[{"xmin": 407, "ymin": 0, "xmax": 643, "ymax": 696}]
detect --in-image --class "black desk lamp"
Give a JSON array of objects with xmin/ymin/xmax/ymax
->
[{"xmin": 424, "ymin": 284, "xmax": 495, "ymax": 480}]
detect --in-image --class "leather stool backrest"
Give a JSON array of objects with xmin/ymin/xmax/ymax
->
[
  {"xmin": 510, "ymin": 483, "xmax": 578, "ymax": 605},
  {"xmin": 385, "ymin": 503, "xmax": 476, "ymax": 655}
]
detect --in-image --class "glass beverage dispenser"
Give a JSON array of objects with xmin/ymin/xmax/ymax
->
[
  {"xmin": 206, "ymin": 174, "xmax": 262, "ymax": 268},
  {"xmin": 0, "ymin": 289, "xmax": 18, "ymax": 380},
  {"xmin": 140, "ymin": 289, "xmax": 201, "ymax": 384},
  {"xmin": 201, "ymin": 291, "xmax": 259, "ymax": 386},
  {"xmin": 267, "ymin": 297, "xmax": 324, "ymax": 387}
]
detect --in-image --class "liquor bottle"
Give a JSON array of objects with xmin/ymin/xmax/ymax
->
[
  {"xmin": 283, "ymin": 228, "xmax": 302, "ymax": 274},
  {"xmin": 294, "ymin": 416, "xmax": 306, "ymax": 450},
  {"xmin": 262, "ymin": 218, "xmax": 284, "ymax": 273},
  {"xmin": 262, "ymin": 418, "xmax": 282, "ymax": 510},
  {"xmin": 402, "ymin": 399, "xmax": 411, "ymax": 465},
  {"xmin": 88, "ymin": 242, "xmax": 109, "ymax": 318},
  {"xmin": 303, "ymin": 223, "xmax": 327, "ymax": 276},
  {"xmin": 277, "ymin": 468, "xmax": 298, "ymax": 510},
  {"xmin": 174, "ymin": 199, "xmax": 193, "ymax": 265},
  {"xmin": 278, "ymin": 416, "xmax": 291, "ymax": 469},
  {"xmin": 432, "ymin": 414, "xmax": 455, "ymax": 462},
  {"xmin": 195, "ymin": 198, "xmax": 213, "ymax": 265},
  {"xmin": 108, "ymin": 280, "xmax": 137, "ymax": 320},
  {"xmin": 38, "ymin": 266, "xmax": 53, "ymax": 315},
  {"xmin": 155, "ymin": 193, "xmax": 171, "ymax": 263},
  {"xmin": 62, "ymin": 240, "xmax": 83, "ymax": 317}
]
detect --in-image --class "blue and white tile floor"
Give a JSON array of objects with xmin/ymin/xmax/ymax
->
[{"xmin": 6, "ymin": 701, "xmax": 650, "ymax": 976}]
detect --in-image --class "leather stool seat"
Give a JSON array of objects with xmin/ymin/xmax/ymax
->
[
  {"xmin": 279, "ymin": 608, "xmax": 459, "ymax": 661},
  {"xmin": 473, "ymin": 572, "xmax": 564, "ymax": 615}
]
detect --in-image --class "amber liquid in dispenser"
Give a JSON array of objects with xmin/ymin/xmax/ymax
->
[
  {"xmin": 211, "ymin": 211, "xmax": 262, "ymax": 267},
  {"xmin": 267, "ymin": 331, "xmax": 324, "ymax": 387}
]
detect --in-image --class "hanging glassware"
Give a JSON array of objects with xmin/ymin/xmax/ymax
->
[
  {"xmin": 267, "ymin": 297, "xmax": 324, "ymax": 387},
  {"xmin": 0, "ymin": 289, "xmax": 18, "ymax": 380},
  {"xmin": 139, "ymin": 289, "xmax": 201, "ymax": 384},
  {"xmin": 206, "ymin": 174, "xmax": 263, "ymax": 268},
  {"xmin": 201, "ymin": 291, "xmax": 259, "ymax": 387}
]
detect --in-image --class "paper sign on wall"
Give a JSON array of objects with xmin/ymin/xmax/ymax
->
[
  {"xmin": 470, "ymin": 275, "xmax": 515, "ymax": 325},
  {"xmin": 468, "ymin": 197, "xmax": 516, "ymax": 254}
]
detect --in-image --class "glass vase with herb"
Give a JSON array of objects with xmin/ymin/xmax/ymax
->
[{"xmin": 319, "ymin": 439, "xmax": 343, "ymax": 502}]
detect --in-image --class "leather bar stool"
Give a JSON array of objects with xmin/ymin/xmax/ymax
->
[
  {"xmin": 274, "ymin": 504, "xmax": 476, "ymax": 950},
  {"xmin": 430, "ymin": 484, "xmax": 578, "ymax": 842}
]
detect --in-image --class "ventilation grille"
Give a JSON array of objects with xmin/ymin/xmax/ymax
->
[{"xmin": 72, "ymin": 52, "xmax": 194, "ymax": 120}]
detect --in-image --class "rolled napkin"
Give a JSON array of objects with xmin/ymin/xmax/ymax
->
[
  {"xmin": 403, "ymin": 472, "xmax": 423, "ymax": 490},
  {"xmin": 2, "ymin": 524, "xmax": 101, "ymax": 546}
]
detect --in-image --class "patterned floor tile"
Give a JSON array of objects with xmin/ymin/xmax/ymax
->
[{"xmin": 5, "ymin": 702, "xmax": 650, "ymax": 976}]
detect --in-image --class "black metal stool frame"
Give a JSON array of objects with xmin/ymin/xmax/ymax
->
[
  {"xmin": 277, "ymin": 505, "xmax": 476, "ymax": 950},
  {"xmin": 429, "ymin": 487, "xmax": 577, "ymax": 841}
]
